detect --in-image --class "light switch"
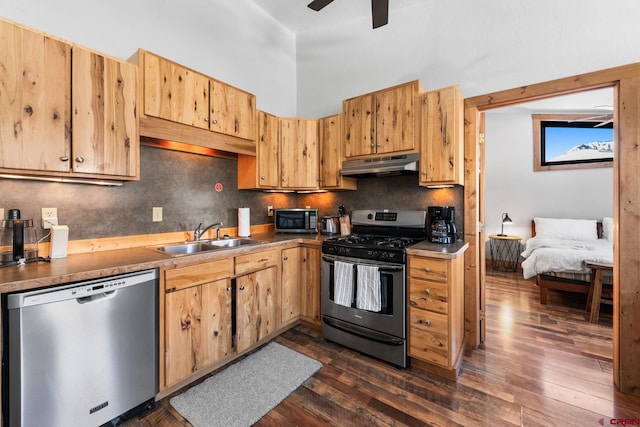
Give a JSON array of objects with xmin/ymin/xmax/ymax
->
[{"xmin": 152, "ymin": 207, "xmax": 163, "ymax": 222}]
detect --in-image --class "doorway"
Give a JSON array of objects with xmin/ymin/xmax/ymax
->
[{"xmin": 462, "ymin": 62, "xmax": 640, "ymax": 394}]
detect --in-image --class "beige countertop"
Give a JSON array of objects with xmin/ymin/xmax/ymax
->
[{"xmin": 0, "ymin": 231, "xmax": 466, "ymax": 293}]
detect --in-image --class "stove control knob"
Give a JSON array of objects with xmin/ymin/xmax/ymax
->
[
  {"xmin": 367, "ymin": 213, "xmax": 373, "ymax": 220},
  {"xmin": 370, "ymin": 250, "xmax": 379, "ymax": 259}
]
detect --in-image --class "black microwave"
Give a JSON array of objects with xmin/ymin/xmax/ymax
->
[{"xmin": 274, "ymin": 209, "xmax": 318, "ymax": 233}]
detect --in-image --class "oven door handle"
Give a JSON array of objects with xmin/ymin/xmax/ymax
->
[
  {"xmin": 322, "ymin": 256, "xmax": 404, "ymax": 271},
  {"xmin": 322, "ymin": 316, "xmax": 404, "ymax": 346}
]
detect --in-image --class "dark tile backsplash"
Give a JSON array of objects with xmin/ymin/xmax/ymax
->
[{"xmin": 1, "ymin": 146, "xmax": 463, "ymax": 241}]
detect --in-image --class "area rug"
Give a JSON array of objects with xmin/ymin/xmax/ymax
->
[{"xmin": 169, "ymin": 342, "xmax": 322, "ymax": 427}]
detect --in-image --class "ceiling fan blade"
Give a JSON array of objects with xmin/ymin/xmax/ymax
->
[
  {"xmin": 307, "ymin": 0, "xmax": 334, "ymax": 11},
  {"xmin": 594, "ymin": 119, "xmax": 614, "ymax": 128},
  {"xmin": 372, "ymin": 0, "xmax": 389, "ymax": 28}
]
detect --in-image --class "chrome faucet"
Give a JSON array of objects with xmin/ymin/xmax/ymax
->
[{"xmin": 194, "ymin": 222, "xmax": 223, "ymax": 241}]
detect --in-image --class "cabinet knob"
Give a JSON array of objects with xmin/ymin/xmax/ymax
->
[
  {"xmin": 370, "ymin": 144, "xmax": 375, "ymax": 147},
  {"xmin": 75, "ymin": 156, "xmax": 85, "ymax": 163},
  {"xmin": 424, "ymin": 267, "xmax": 430, "ymax": 272},
  {"xmin": 376, "ymin": 144, "xmax": 381, "ymax": 148},
  {"xmin": 227, "ymin": 287, "xmax": 232, "ymax": 291},
  {"xmin": 204, "ymin": 117, "xmax": 209, "ymax": 122},
  {"xmin": 419, "ymin": 319, "xmax": 432, "ymax": 326},
  {"xmin": 59, "ymin": 155, "xmax": 69, "ymax": 162},
  {"xmin": 282, "ymin": 178, "xmax": 286, "ymax": 182},
  {"xmin": 424, "ymin": 289, "xmax": 431, "ymax": 296},
  {"xmin": 421, "ymin": 171, "xmax": 427, "ymax": 176},
  {"xmin": 261, "ymin": 176, "xmax": 266, "ymax": 180},
  {"xmin": 239, "ymin": 286, "xmax": 245, "ymax": 290},
  {"xmin": 283, "ymin": 256, "xmax": 288, "ymax": 261},
  {"xmin": 213, "ymin": 119, "xmax": 218, "ymax": 124}
]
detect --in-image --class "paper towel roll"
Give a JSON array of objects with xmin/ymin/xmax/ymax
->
[{"xmin": 238, "ymin": 208, "xmax": 250, "ymax": 237}]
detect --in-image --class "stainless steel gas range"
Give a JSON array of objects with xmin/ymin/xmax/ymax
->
[{"xmin": 321, "ymin": 209, "xmax": 427, "ymax": 368}]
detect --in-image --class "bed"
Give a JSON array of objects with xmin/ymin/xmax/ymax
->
[{"xmin": 520, "ymin": 217, "xmax": 613, "ymax": 304}]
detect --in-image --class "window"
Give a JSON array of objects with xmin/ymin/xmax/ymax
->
[{"xmin": 533, "ymin": 114, "xmax": 613, "ymax": 171}]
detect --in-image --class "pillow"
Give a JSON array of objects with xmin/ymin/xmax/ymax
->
[
  {"xmin": 534, "ymin": 217, "xmax": 598, "ymax": 241},
  {"xmin": 602, "ymin": 217, "xmax": 613, "ymax": 241}
]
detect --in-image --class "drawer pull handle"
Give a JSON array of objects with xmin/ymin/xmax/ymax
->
[
  {"xmin": 424, "ymin": 267, "xmax": 430, "ymax": 272},
  {"xmin": 424, "ymin": 289, "xmax": 431, "ymax": 296},
  {"xmin": 419, "ymin": 319, "xmax": 432, "ymax": 326}
]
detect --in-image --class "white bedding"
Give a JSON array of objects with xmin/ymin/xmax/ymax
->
[{"xmin": 520, "ymin": 237, "xmax": 613, "ymax": 280}]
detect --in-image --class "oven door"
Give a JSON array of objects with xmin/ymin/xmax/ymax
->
[{"xmin": 321, "ymin": 253, "xmax": 405, "ymax": 339}]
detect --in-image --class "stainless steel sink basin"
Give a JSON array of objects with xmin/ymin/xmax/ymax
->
[
  {"xmin": 207, "ymin": 238, "xmax": 263, "ymax": 248},
  {"xmin": 156, "ymin": 238, "xmax": 263, "ymax": 255},
  {"xmin": 156, "ymin": 242, "xmax": 222, "ymax": 255}
]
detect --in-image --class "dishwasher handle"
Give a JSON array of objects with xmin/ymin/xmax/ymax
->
[{"xmin": 76, "ymin": 290, "xmax": 118, "ymax": 304}]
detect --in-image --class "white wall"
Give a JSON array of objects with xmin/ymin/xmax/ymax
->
[
  {"xmin": 2, "ymin": 0, "xmax": 297, "ymax": 116},
  {"xmin": 484, "ymin": 111, "xmax": 613, "ymax": 240},
  {"xmin": 296, "ymin": 0, "xmax": 640, "ymax": 117}
]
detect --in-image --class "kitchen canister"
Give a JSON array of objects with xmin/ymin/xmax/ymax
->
[{"xmin": 238, "ymin": 207, "xmax": 250, "ymax": 237}]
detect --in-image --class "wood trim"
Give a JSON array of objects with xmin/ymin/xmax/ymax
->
[
  {"xmin": 464, "ymin": 61, "xmax": 640, "ymax": 395},
  {"xmin": 531, "ymin": 220, "xmax": 603, "ymax": 238}
]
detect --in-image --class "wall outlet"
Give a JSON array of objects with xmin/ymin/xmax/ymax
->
[
  {"xmin": 267, "ymin": 206, "xmax": 274, "ymax": 217},
  {"xmin": 41, "ymin": 207, "xmax": 58, "ymax": 229},
  {"xmin": 152, "ymin": 207, "xmax": 163, "ymax": 222}
]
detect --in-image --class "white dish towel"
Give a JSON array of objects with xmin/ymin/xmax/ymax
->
[
  {"xmin": 333, "ymin": 261, "xmax": 354, "ymax": 307},
  {"xmin": 356, "ymin": 264, "xmax": 382, "ymax": 312}
]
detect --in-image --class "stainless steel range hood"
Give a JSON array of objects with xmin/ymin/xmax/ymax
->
[{"xmin": 341, "ymin": 153, "xmax": 419, "ymax": 177}]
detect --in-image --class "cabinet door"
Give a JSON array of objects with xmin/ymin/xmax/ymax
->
[
  {"xmin": 142, "ymin": 51, "xmax": 209, "ymax": 129},
  {"xmin": 280, "ymin": 118, "xmax": 319, "ymax": 189},
  {"xmin": 343, "ymin": 94, "xmax": 376, "ymax": 157},
  {"xmin": 257, "ymin": 111, "xmax": 279, "ymax": 188},
  {"xmin": 300, "ymin": 246, "xmax": 321, "ymax": 324},
  {"xmin": 210, "ymin": 80, "xmax": 256, "ymax": 140},
  {"xmin": 236, "ymin": 266, "xmax": 278, "ymax": 353},
  {"xmin": 418, "ymin": 85, "xmax": 464, "ymax": 186},
  {"xmin": 0, "ymin": 20, "xmax": 70, "ymax": 172},
  {"xmin": 376, "ymin": 84, "xmax": 415, "ymax": 154},
  {"xmin": 72, "ymin": 47, "xmax": 138, "ymax": 177},
  {"xmin": 319, "ymin": 114, "xmax": 357, "ymax": 190},
  {"xmin": 281, "ymin": 247, "xmax": 301, "ymax": 324},
  {"xmin": 164, "ymin": 278, "xmax": 232, "ymax": 386}
]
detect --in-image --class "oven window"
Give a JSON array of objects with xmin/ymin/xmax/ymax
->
[{"xmin": 328, "ymin": 262, "xmax": 393, "ymax": 314}]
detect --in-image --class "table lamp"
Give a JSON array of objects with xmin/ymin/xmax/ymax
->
[{"xmin": 498, "ymin": 212, "xmax": 512, "ymax": 236}]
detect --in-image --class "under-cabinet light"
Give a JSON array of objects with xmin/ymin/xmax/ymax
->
[{"xmin": 0, "ymin": 174, "xmax": 123, "ymax": 186}]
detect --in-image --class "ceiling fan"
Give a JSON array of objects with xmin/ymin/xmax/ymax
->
[
  {"xmin": 569, "ymin": 106, "xmax": 614, "ymax": 127},
  {"xmin": 307, "ymin": 0, "xmax": 390, "ymax": 29}
]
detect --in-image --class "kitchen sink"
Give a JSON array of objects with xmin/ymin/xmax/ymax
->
[
  {"xmin": 206, "ymin": 238, "xmax": 263, "ymax": 247},
  {"xmin": 156, "ymin": 242, "xmax": 222, "ymax": 255},
  {"xmin": 156, "ymin": 238, "xmax": 263, "ymax": 255}
]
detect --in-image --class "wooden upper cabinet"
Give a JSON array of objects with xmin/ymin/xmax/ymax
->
[
  {"xmin": 376, "ymin": 83, "xmax": 416, "ymax": 154},
  {"xmin": 72, "ymin": 47, "xmax": 138, "ymax": 178},
  {"xmin": 343, "ymin": 81, "xmax": 423, "ymax": 158},
  {"xmin": 0, "ymin": 20, "xmax": 71, "ymax": 173},
  {"xmin": 210, "ymin": 80, "xmax": 255, "ymax": 141},
  {"xmin": 418, "ymin": 85, "xmax": 464, "ymax": 187},
  {"xmin": 237, "ymin": 110, "xmax": 279, "ymax": 189},
  {"xmin": 343, "ymin": 93, "xmax": 376, "ymax": 157},
  {"xmin": 319, "ymin": 114, "xmax": 357, "ymax": 190},
  {"xmin": 280, "ymin": 118, "xmax": 319, "ymax": 189},
  {"xmin": 142, "ymin": 51, "xmax": 209, "ymax": 129}
]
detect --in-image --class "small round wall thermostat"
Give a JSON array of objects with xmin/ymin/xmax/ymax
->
[{"xmin": 214, "ymin": 183, "xmax": 223, "ymax": 192}]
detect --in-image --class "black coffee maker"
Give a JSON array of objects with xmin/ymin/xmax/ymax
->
[{"xmin": 427, "ymin": 206, "xmax": 457, "ymax": 244}]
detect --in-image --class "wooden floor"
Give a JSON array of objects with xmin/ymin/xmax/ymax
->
[{"xmin": 124, "ymin": 270, "xmax": 640, "ymax": 426}]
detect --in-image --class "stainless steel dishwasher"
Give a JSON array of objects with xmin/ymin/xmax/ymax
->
[{"xmin": 4, "ymin": 268, "xmax": 159, "ymax": 427}]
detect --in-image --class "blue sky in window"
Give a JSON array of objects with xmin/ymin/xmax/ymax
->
[{"xmin": 544, "ymin": 127, "xmax": 614, "ymax": 159}]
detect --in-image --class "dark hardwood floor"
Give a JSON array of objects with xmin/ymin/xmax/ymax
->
[{"xmin": 124, "ymin": 270, "xmax": 640, "ymax": 426}]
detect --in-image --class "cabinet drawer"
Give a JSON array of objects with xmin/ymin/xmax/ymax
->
[
  {"xmin": 235, "ymin": 249, "xmax": 279, "ymax": 275},
  {"xmin": 165, "ymin": 258, "xmax": 233, "ymax": 292},
  {"xmin": 409, "ymin": 309, "xmax": 449, "ymax": 366},
  {"xmin": 408, "ymin": 278, "xmax": 448, "ymax": 314},
  {"xmin": 409, "ymin": 257, "xmax": 448, "ymax": 283}
]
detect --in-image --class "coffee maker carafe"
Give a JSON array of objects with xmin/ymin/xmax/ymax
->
[
  {"xmin": 0, "ymin": 209, "xmax": 38, "ymax": 265},
  {"xmin": 427, "ymin": 206, "xmax": 457, "ymax": 244}
]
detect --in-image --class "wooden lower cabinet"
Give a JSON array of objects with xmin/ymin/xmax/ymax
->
[
  {"xmin": 281, "ymin": 247, "xmax": 301, "ymax": 324},
  {"xmin": 163, "ymin": 258, "xmax": 234, "ymax": 388},
  {"xmin": 408, "ymin": 254, "xmax": 465, "ymax": 379},
  {"xmin": 281, "ymin": 246, "xmax": 321, "ymax": 325},
  {"xmin": 235, "ymin": 265, "xmax": 279, "ymax": 353}
]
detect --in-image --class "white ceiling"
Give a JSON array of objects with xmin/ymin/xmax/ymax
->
[
  {"xmin": 490, "ymin": 87, "xmax": 614, "ymax": 115},
  {"xmin": 251, "ymin": 0, "xmax": 424, "ymax": 33}
]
